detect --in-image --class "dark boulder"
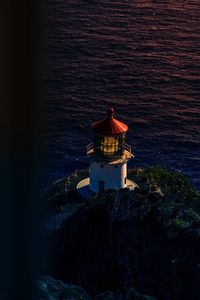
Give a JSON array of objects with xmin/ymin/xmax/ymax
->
[
  {"xmin": 37, "ymin": 276, "xmax": 156, "ymax": 300},
  {"xmin": 37, "ymin": 276, "xmax": 92, "ymax": 300},
  {"xmin": 95, "ymin": 288, "xmax": 156, "ymax": 300}
]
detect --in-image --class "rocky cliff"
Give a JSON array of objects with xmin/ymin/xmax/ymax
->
[{"xmin": 41, "ymin": 167, "xmax": 200, "ymax": 300}]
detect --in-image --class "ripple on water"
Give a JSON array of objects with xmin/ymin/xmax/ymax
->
[{"xmin": 42, "ymin": 0, "xmax": 200, "ymax": 189}]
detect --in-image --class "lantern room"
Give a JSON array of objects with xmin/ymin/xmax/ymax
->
[
  {"xmin": 89, "ymin": 108, "xmax": 129, "ymax": 161},
  {"xmin": 93, "ymin": 133, "xmax": 125, "ymax": 159}
]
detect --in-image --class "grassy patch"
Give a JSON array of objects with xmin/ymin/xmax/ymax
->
[{"xmin": 129, "ymin": 166, "xmax": 200, "ymax": 213}]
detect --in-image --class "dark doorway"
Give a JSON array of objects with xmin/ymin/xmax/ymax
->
[{"xmin": 98, "ymin": 180, "xmax": 105, "ymax": 193}]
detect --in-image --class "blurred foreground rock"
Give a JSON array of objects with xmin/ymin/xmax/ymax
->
[{"xmin": 37, "ymin": 276, "xmax": 156, "ymax": 300}]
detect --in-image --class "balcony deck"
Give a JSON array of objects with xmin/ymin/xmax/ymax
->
[
  {"xmin": 76, "ymin": 177, "xmax": 138, "ymax": 198},
  {"xmin": 87, "ymin": 143, "xmax": 134, "ymax": 164}
]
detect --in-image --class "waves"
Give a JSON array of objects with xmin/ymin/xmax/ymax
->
[{"xmin": 42, "ymin": 0, "xmax": 200, "ymax": 189}]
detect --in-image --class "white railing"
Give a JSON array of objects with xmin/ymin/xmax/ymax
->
[
  {"xmin": 124, "ymin": 143, "xmax": 132, "ymax": 153},
  {"xmin": 87, "ymin": 142, "xmax": 94, "ymax": 153}
]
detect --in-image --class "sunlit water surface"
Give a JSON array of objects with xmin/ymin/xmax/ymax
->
[{"xmin": 42, "ymin": 0, "xmax": 200, "ymax": 189}]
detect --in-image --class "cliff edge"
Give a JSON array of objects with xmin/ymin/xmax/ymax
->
[{"xmin": 41, "ymin": 167, "xmax": 200, "ymax": 300}]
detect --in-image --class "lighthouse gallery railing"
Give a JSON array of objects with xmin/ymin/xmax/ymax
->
[{"xmin": 87, "ymin": 142, "xmax": 132, "ymax": 159}]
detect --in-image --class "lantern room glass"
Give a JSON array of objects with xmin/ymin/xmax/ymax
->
[{"xmin": 94, "ymin": 133, "xmax": 125, "ymax": 159}]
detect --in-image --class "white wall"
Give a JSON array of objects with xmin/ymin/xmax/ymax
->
[{"xmin": 89, "ymin": 161, "xmax": 127, "ymax": 192}]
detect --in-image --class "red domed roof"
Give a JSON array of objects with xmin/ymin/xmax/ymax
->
[{"xmin": 91, "ymin": 108, "xmax": 128, "ymax": 135}]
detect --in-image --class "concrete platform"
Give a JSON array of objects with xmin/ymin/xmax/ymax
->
[{"xmin": 76, "ymin": 177, "xmax": 138, "ymax": 198}]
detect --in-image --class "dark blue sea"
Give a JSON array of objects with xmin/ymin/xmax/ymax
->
[{"xmin": 42, "ymin": 0, "xmax": 200, "ymax": 189}]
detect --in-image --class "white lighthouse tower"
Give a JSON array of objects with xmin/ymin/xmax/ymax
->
[{"xmin": 86, "ymin": 108, "xmax": 136, "ymax": 193}]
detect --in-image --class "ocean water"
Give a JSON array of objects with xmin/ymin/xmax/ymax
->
[{"xmin": 42, "ymin": 0, "xmax": 200, "ymax": 189}]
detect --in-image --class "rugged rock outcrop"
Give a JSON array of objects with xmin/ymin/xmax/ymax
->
[
  {"xmin": 37, "ymin": 276, "xmax": 91, "ymax": 300},
  {"xmin": 42, "ymin": 167, "xmax": 200, "ymax": 300},
  {"xmin": 37, "ymin": 276, "xmax": 156, "ymax": 300}
]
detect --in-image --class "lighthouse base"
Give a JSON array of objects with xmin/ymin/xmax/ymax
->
[
  {"xmin": 76, "ymin": 177, "xmax": 138, "ymax": 199},
  {"xmin": 89, "ymin": 161, "xmax": 130, "ymax": 193}
]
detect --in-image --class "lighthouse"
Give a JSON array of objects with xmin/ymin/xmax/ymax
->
[{"xmin": 86, "ymin": 108, "xmax": 136, "ymax": 193}]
